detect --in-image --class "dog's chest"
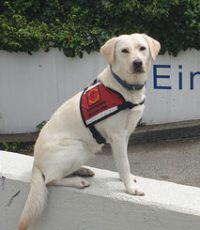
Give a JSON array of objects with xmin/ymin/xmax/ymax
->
[{"xmin": 125, "ymin": 103, "xmax": 144, "ymax": 134}]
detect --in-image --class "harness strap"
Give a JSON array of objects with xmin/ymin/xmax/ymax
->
[
  {"xmin": 118, "ymin": 99, "xmax": 145, "ymax": 111},
  {"xmin": 88, "ymin": 125, "xmax": 106, "ymax": 144},
  {"xmin": 89, "ymin": 99, "xmax": 145, "ymax": 144}
]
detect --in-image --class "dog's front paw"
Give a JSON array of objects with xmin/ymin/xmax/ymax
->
[{"xmin": 127, "ymin": 185, "xmax": 145, "ymax": 196}]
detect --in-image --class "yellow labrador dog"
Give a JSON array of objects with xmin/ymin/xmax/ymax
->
[{"xmin": 19, "ymin": 33, "xmax": 160, "ymax": 230}]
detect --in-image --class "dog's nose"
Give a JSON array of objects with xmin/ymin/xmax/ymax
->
[{"xmin": 133, "ymin": 59, "xmax": 143, "ymax": 69}]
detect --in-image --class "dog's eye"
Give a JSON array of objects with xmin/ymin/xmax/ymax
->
[
  {"xmin": 140, "ymin": 46, "xmax": 146, "ymax": 51},
  {"xmin": 121, "ymin": 48, "xmax": 129, "ymax": 54}
]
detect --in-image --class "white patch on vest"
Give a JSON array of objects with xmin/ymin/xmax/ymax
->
[
  {"xmin": 84, "ymin": 81, "xmax": 101, "ymax": 94},
  {"xmin": 85, "ymin": 106, "xmax": 118, "ymax": 125}
]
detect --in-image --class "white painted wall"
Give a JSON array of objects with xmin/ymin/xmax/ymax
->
[
  {"xmin": 1, "ymin": 150, "xmax": 200, "ymax": 230},
  {"xmin": 145, "ymin": 49, "xmax": 200, "ymax": 124},
  {"xmin": 0, "ymin": 49, "xmax": 199, "ymax": 133}
]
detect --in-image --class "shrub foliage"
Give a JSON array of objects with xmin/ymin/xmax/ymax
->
[{"xmin": 0, "ymin": 0, "xmax": 199, "ymax": 57}]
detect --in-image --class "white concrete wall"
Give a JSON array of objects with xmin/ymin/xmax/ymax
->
[
  {"xmin": 1, "ymin": 150, "xmax": 200, "ymax": 230},
  {"xmin": 0, "ymin": 49, "xmax": 200, "ymax": 133},
  {"xmin": 0, "ymin": 50, "xmax": 106, "ymax": 133},
  {"xmin": 145, "ymin": 49, "xmax": 200, "ymax": 124}
]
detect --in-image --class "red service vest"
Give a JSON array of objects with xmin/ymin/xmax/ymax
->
[
  {"xmin": 80, "ymin": 80, "xmax": 145, "ymax": 144},
  {"xmin": 80, "ymin": 81, "xmax": 125, "ymax": 126}
]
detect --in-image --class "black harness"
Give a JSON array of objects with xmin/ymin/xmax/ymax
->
[
  {"xmin": 87, "ymin": 97, "xmax": 145, "ymax": 144},
  {"xmin": 80, "ymin": 74, "xmax": 145, "ymax": 144}
]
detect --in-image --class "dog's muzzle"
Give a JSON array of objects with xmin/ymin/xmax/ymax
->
[{"xmin": 132, "ymin": 59, "xmax": 144, "ymax": 73}]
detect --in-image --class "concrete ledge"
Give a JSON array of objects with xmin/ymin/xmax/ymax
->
[{"xmin": 1, "ymin": 150, "xmax": 200, "ymax": 230}]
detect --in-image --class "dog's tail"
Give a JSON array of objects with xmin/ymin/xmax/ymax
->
[{"xmin": 19, "ymin": 167, "xmax": 48, "ymax": 230}]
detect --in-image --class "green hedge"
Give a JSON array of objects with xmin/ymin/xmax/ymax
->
[{"xmin": 0, "ymin": 0, "xmax": 200, "ymax": 57}]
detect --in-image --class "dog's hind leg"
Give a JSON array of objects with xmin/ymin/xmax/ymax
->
[
  {"xmin": 39, "ymin": 141, "xmax": 94, "ymax": 189},
  {"xmin": 48, "ymin": 176, "xmax": 90, "ymax": 189},
  {"xmin": 47, "ymin": 167, "xmax": 94, "ymax": 189},
  {"xmin": 72, "ymin": 167, "xmax": 95, "ymax": 177}
]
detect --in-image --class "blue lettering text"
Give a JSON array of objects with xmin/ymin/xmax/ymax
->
[{"xmin": 153, "ymin": 65, "xmax": 172, "ymax": 90}]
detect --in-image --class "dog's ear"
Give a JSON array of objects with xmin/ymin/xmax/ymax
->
[
  {"xmin": 142, "ymin": 34, "xmax": 161, "ymax": 61},
  {"xmin": 100, "ymin": 37, "xmax": 118, "ymax": 64}
]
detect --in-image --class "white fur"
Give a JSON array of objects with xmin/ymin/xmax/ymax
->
[{"xmin": 19, "ymin": 33, "xmax": 160, "ymax": 230}]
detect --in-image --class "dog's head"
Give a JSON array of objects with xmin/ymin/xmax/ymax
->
[{"xmin": 100, "ymin": 33, "xmax": 160, "ymax": 84}]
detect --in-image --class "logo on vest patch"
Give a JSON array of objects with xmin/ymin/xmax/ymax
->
[{"xmin": 87, "ymin": 87, "xmax": 101, "ymax": 106}]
